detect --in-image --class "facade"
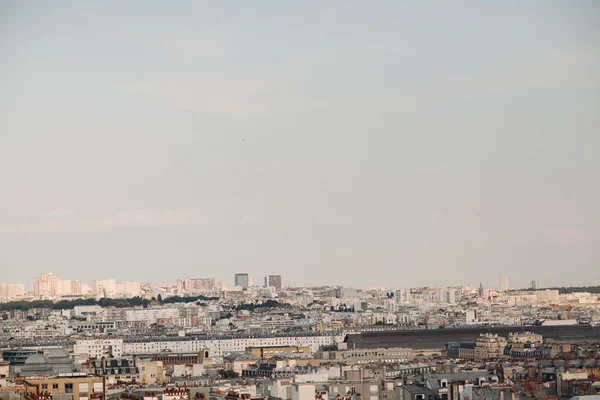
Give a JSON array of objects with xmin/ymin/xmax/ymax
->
[
  {"xmin": 18, "ymin": 350, "xmax": 77, "ymax": 377},
  {"xmin": 33, "ymin": 273, "xmax": 61, "ymax": 297},
  {"xmin": 234, "ymin": 274, "xmax": 249, "ymax": 289},
  {"xmin": 474, "ymin": 334, "xmax": 507, "ymax": 360},
  {"xmin": 507, "ymin": 332, "xmax": 543, "ymax": 345},
  {"xmin": 122, "ymin": 334, "xmax": 338, "ymax": 358},
  {"xmin": 247, "ymin": 346, "xmax": 311, "ymax": 358},
  {"xmin": 316, "ymin": 346, "xmax": 412, "ymax": 364},
  {"xmin": 0, "ymin": 284, "xmax": 25, "ymax": 300},
  {"xmin": 265, "ymin": 276, "xmax": 282, "ymax": 290},
  {"xmin": 24, "ymin": 374, "xmax": 104, "ymax": 400},
  {"xmin": 137, "ymin": 359, "xmax": 164, "ymax": 385},
  {"xmin": 93, "ymin": 357, "xmax": 140, "ymax": 384},
  {"xmin": 500, "ymin": 276, "xmax": 509, "ymax": 292},
  {"xmin": 403, "ymin": 385, "xmax": 436, "ymax": 400},
  {"xmin": 74, "ymin": 339, "xmax": 124, "ymax": 358}
]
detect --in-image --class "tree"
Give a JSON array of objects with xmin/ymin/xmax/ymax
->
[
  {"xmin": 1, "ymin": 314, "xmax": 8, "ymax": 321},
  {"xmin": 218, "ymin": 369, "xmax": 239, "ymax": 379},
  {"xmin": 157, "ymin": 294, "xmax": 163, "ymax": 303}
]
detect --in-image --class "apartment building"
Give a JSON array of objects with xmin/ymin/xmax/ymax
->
[
  {"xmin": 24, "ymin": 374, "xmax": 105, "ymax": 400},
  {"xmin": 316, "ymin": 344, "xmax": 412, "ymax": 364},
  {"xmin": 74, "ymin": 339, "xmax": 124, "ymax": 358}
]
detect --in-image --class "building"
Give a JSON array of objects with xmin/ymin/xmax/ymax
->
[
  {"xmin": 403, "ymin": 385, "xmax": 436, "ymax": 400},
  {"xmin": 474, "ymin": 333, "xmax": 507, "ymax": 360},
  {"xmin": 24, "ymin": 374, "xmax": 105, "ymax": 400},
  {"xmin": 247, "ymin": 346, "xmax": 311, "ymax": 359},
  {"xmin": 265, "ymin": 275, "xmax": 282, "ymax": 290},
  {"xmin": 74, "ymin": 339, "xmax": 124, "ymax": 358},
  {"xmin": 1, "ymin": 349, "xmax": 40, "ymax": 366},
  {"xmin": 0, "ymin": 284, "xmax": 25, "ymax": 300},
  {"xmin": 223, "ymin": 352, "xmax": 261, "ymax": 376},
  {"xmin": 130, "ymin": 350, "xmax": 211, "ymax": 366},
  {"xmin": 466, "ymin": 309, "xmax": 477, "ymax": 324},
  {"xmin": 18, "ymin": 349, "xmax": 77, "ymax": 377},
  {"xmin": 234, "ymin": 274, "xmax": 249, "ymax": 289},
  {"xmin": 500, "ymin": 276, "xmax": 509, "ymax": 292},
  {"xmin": 507, "ymin": 331, "xmax": 543, "ymax": 345},
  {"xmin": 55, "ymin": 280, "xmax": 82, "ymax": 296},
  {"xmin": 122, "ymin": 333, "xmax": 339, "ymax": 358},
  {"xmin": 91, "ymin": 279, "xmax": 117, "ymax": 298},
  {"xmin": 33, "ymin": 273, "xmax": 60, "ymax": 297},
  {"xmin": 137, "ymin": 359, "xmax": 164, "ymax": 385},
  {"xmin": 535, "ymin": 289, "xmax": 560, "ymax": 303},
  {"xmin": 316, "ymin": 344, "xmax": 412, "ymax": 364},
  {"xmin": 93, "ymin": 357, "xmax": 140, "ymax": 384},
  {"xmin": 424, "ymin": 372, "xmax": 499, "ymax": 400}
]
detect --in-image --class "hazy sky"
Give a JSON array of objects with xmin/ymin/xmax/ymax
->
[{"xmin": 1, "ymin": 1, "xmax": 599, "ymax": 290}]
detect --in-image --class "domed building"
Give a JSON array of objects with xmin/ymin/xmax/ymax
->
[
  {"xmin": 20, "ymin": 353, "xmax": 53, "ymax": 376},
  {"xmin": 19, "ymin": 349, "xmax": 77, "ymax": 377},
  {"xmin": 47, "ymin": 348, "xmax": 76, "ymax": 374}
]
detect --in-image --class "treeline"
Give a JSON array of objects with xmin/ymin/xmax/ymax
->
[
  {"xmin": 235, "ymin": 299, "xmax": 291, "ymax": 311},
  {"xmin": 509, "ymin": 286, "xmax": 600, "ymax": 295},
  {"xmin": 550, "ymin": 286, "xmax": 600, "ymax": 294},
  {"xmin": 0, "ymin": 294, "xmax": 219, "ymax": 312}
]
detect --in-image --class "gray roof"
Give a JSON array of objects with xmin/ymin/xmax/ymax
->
[
  {"xmin": 425, "ymin": 372, "xmax": 497, "ymax": 392},
  {"xmin": 404, "ymin": 385, "xmax": 435, "ymax": 395}
]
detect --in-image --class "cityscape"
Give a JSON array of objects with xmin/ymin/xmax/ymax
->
[
  {"xmin": 2, "ymin": 2, "xmax": 599, "ymax": 400},
  {"xmin": 1, "ymin": 272, "xmax": 600, "ymax": 400}
]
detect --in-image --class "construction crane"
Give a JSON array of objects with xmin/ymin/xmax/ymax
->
[{"xmin": 551, "ymin": 304, "xmax": 572, "ymax": 319}]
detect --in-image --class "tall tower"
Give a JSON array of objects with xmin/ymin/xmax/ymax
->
[
  {"xmin": 530, "ymin": 280, "xmax": 537, "ymax": 290},
  {"xmin": 500, "ymin": 276, "xmax": 509, "ymax": 292},
  {"xmin": 478, "ymin": 282, "xmax": 484, "ymax": 297},
  {"xmin": 234, "ymin": 273, "xmax": 249, "ymax": 289},
  {"xmin": 265, "ymin": 275, "xmax": 282, "ymax": 289}
]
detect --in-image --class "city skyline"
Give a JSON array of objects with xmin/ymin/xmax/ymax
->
[
  {"xmin": 0, "ymin": 270, "xmax": 592, "ymax": 294},
  {"xmin": 1, "ymin": 1, "xmax": 599, "ymax": 288}
]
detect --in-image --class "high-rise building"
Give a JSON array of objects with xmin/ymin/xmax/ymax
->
[
  {"xmin": 478, "ymin": 282, "xmax": 484, "ymax": 297},
  {"xmin": 264, "ymin": 275, "xmax": 282, "ymax": 289},
  {"xmin": 92, "ymin": 279, "xmax": 117, "ymax": 297},
  {"xmin": 234, "ymin": 273, "xmax": 249, "ymax": 289},
  {"xmin": 530, "ymin": 280, "xmax": 537, "ymax": 290},
  {"xmin": 0, "ymin": 284, "xmax": 25, "ymax": 299},
  {"xmin": 33, "ymin": 273, "xmax": 61, "ymax": 297},
  {"xmin": 500, "ymin": 276, "xmax": 509, "ymax": 292}
]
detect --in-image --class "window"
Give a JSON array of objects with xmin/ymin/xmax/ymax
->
[
  {"xmin": 65, "ymin": 383, "xmax": 74, "ymax": 393},
  {"xmin": 41, "ymin": 385, "xmax": 48, "ymax": 390},
  {"xmin": 53, "ymin": 384, "xmax": 59, "ymax": 389}
]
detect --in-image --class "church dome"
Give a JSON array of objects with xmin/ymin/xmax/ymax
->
[
  {"xmin": 48, "ymin": 348, "xmax": 71, "ymax": 361},
  {"xmin": 24, "ymin": 354, "xmax": 50, "ymax": 365},
  {"xmin": 47, "ymin": 348, "xmax": 76, "ymax": 374}
]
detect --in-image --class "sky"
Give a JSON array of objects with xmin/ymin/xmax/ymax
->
[{"xmin": 1, "ymin": 1, "xmax": 599, "ymax": 290}]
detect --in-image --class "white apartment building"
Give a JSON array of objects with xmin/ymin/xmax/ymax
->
[
  {"xmin": 74, "ymin": 338, "xmax": 124, "ymax": 358},
  {"xmin": 123, "ymin": 334, "xmax": 342, "ymax": 358},
  {"xmin": 395, "ymin": 289, "xmax": 411, "ymax": 304},
  {"xmin": 92, "ymin": 279, "xmax": 117, "ymax": 297},
  {"xmin": 33, "ymin": 272, "xmax": 61, "ymax": 297},
  {"xmin": 55, "ymin": 280, "xmax": 83, "ymax": 296},
  {"xmin": 0, "ymin": 284, "xmax": 25, "ymax": 299},
  {"xmin": 74, "ymin": 305, "xmax": 104, "ymax": 318},
  {"xmin": 124, "ymin": 308, "xmax": 180, "ymax": 324}
]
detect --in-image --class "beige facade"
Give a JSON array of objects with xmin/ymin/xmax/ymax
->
[
  {"xmin": 25, "ymin": 375, "xmax": 104, "ymax": 400},
  {"xmin": 247, "ymin": 346, "xmax": 311, "ymax": 358},
  {"xmin": 474, "ymin": 334, "xmax": 507, "ymax": 360},
  {"xmin": 318, "ymin": 347, "xmax": 412, "ymax": 364},
  {"xmin": 138, "ymin": 360, "xmax": 164, "ymax": 385}
]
